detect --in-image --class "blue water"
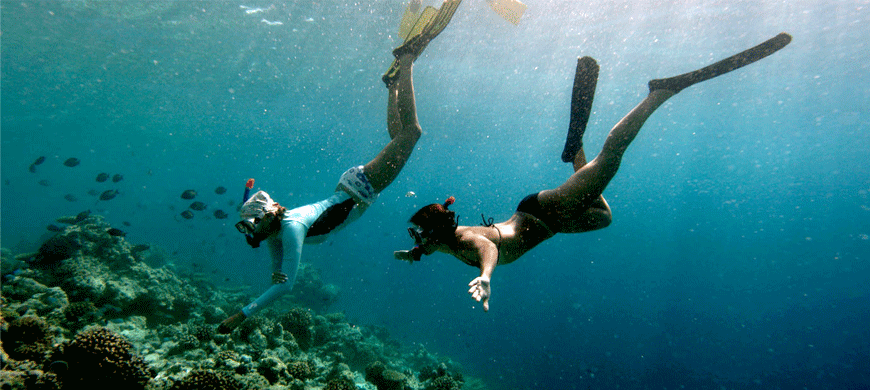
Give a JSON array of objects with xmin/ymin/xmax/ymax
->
[{"xmin": 2, "ymin": 0, "xmax": 868, "ymax": 389}]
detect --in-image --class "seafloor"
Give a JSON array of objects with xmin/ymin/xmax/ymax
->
[{"xmin": 0, "ymin": 213, "xmax": 486, "ymax": 390}]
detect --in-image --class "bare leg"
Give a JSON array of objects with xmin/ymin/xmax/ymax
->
[
  {"xmin": 540, "ymin": 33, "xmax": 791, "ymax": 233},
  {"xmin": 364, "ymin": 54, "xmax": 422, "ymax": 192},
  {"xmin": 571, "ymin": 147, "xmax": 613, "ymax": 231},
  {"xmin": 538, "ymin": 89, "xmax": 674, "ymax": 231}
]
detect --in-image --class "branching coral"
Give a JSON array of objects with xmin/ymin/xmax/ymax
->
[
  {"xmin": 286, "ymin": 360, "xmax": 314, "ymax": 380},
  {"xmin": 279, "ymin": 307, "xmax": 314, "ymax": 350},
  {"xmin": 169, "ymin": 369, "xmax": 245, "ymax": 390},
  {"xmin": 49, "ymin": 326, "xmax": 154, "ymax": 388},
  {"xmin": 2, "ymin": 316, "xmax": 54, "ymax": 362}
]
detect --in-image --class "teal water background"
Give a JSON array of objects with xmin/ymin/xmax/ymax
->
[{"xmin": 2, "ymin": 1, "xmax": 868, "ymax": 388}]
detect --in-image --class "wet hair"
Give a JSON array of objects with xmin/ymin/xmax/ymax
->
[{"xmin": 409, "ymin": 197, "xmax": 457, "ymax": 246}]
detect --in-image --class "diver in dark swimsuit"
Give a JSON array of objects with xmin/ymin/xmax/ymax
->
[{"xmin": 397, "ymin": 33, "xmax": 792, "ymax": 311}]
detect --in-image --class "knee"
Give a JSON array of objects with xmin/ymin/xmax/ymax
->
[
  {"xmin": 587, "ymin": 207, "xmax": 612, "ymax": 231},
  {"xmin": 403, "ymin": 123, "xmax": 422, "ymax": 141}
]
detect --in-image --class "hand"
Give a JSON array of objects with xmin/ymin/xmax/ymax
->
[
  {"xmin": 467, "ymin": 276, "xmax": 491, "ymax": 311},
  {"xmin": 271, "ymin": 271, "xmax": 288, "ymax": 284},
  {"xmin": 217, "ymin": 311, "xmax": 246, "ymax": 334}
]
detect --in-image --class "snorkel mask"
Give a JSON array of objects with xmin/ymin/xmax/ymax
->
[
  {"xmin": 237, "ymin": 183, "xmax": 281, "ymax": 248},
  {"xmin": 394, "ymin": 196, "xmax": 456, "ymax": 262}
]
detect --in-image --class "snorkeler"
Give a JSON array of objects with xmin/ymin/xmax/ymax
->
[
  {"xmin": 397, "ymin": 33, "xmax": 792, "ymax": 311},
  {"xmin": 218, "ymin": 0, "xmax": 463, "ymax": 333}
]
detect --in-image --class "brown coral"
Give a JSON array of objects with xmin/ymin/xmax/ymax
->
[
  {"xmin": 279, "ymin": 307, "xmax": 314, "ymax": 350},
  {"xmin": 287, "ymin": 360, "xmax": 314, "ymax": 380},
  {"xmin": 366, "ymin": 361, "xmax": 408, "ymax": 390},
  {"xmin": 169, "ymin": 369, "xmax": 244, "ymax": 390},
  {"xmin": 425, "ymin": 375, "xmax": 462, "ymax": 390},
  {"xmin": 2, "ymin": 315, "xmax": 54, "ymax": 362},
  {"xmin": 49, "ymin": 326, "xmax": 154, "ymax": 389},
  {"xmin": 324, "ymin": 377, "xmax": 356, "ymax": 390}
]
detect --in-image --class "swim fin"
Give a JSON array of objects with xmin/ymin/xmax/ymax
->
[
  {"xmin": 399, "ymin": 5, "xmax": 438, "ymax": 42},
  {"xmin": 562, "ymin": 56, "xmax": 599, "ymax": 163},
  {"xmin": 648, "ymin": 32, "xmax": 792, "ymax": 93},
  {"xmin": 383, "ymin": 0, "xmax": 463, "ymax": 87},
  {"xmin": 488, "ymin": 0, "xmax": 526, "ymax": 26}
]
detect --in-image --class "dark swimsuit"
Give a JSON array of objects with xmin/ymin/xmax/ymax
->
[{"xmin": 516, "ymin": 192, "xmax": 561, "ymax": 233}]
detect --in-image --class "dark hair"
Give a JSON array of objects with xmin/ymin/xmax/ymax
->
[{"xmin": 410, "ymin": 202, "xmax": 457, "ymax": 246}]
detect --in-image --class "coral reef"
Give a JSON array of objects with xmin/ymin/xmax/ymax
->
[
  {"xmin": 0, "ymin": 212, "xmax": 483, "ymax": 390},
  {"xmin": 280, "ymin": 307, "xmax": 314, "ymax": 350},
  {"xmin": 169, "ymin": 369, "xmax": 244, "ymax": 390},
  {"xmin": 1, "ymin": 316, "xmax": 55, "ymax": 362},
  {"xmin": 48, "ymin": 326, "xmax": 154, "ymax": 388},
  {"xmin": 367, "ymin": 360, "xmax": 410, "ymax": 390}
]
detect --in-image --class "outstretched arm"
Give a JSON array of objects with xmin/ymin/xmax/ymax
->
[{"xmin": 464, "ymin": 234, "xmax": 498, "ymax": 311}]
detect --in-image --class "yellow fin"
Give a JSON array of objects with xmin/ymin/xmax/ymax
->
[
  {"xmin": 399, "ymin": 5, "xmax": 438, "ymax": 41},
  {"xmin": 488, "ymin": 0, "xmax": 526, "ymax": 25}
]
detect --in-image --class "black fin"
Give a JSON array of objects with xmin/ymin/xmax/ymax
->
[
  {"xmin": 562, "ymin": 56, "xmax": 599, "ymax": 163},
  {"xmin": 649, "ymin": 32, "xmax": 792, "ymax": 93}
]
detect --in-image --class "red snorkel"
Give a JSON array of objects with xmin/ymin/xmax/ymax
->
[{"xmin": 242, "ymin": 178, "xmax": 255, "ymax": 203}]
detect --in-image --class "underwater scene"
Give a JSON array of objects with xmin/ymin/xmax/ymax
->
[{"xmin": 1, "ymin": 0, "xmax": 868, "ymax": 389}]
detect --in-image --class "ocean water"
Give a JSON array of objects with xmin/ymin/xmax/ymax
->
[{"xmin": 2, "ymin": 0, "xmax": 868, "ymax": 389}]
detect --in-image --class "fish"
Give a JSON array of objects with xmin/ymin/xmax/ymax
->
[
  {"xmin": 63, "ymin": 158, "xmax": 80, "ymax": 167},
  {"xmin": 38, "ymin": 179, "xmax": 50, "ymax": 186},
  {"xmin": 29, "ymin": 164, "xmax": 37, "ymax": 173},
  {"xmin": 214, "ymin": 209, "xmax": 229, "ymax": 219},
  {"xmin": 87, "ymin": 189, "xmax": 99, "ymax": 196},
  {"xmin": 99, "ymin": 190, "xmax": 119, "ymax": 201},
  {"xmin": 180, "ymin": 210, "xmax": 194, "ymax": 219},
  {"xmin": 64, "ymin": 194, "xmax": 78, "ymax": 202},
  {"xmin": 107, "ymin": 228, "xmax": 126, "ymax": 237},
  {"xmin": 74, "ymin": 210, "xmax": 91, "ymax": 223},
  {"xmin": 131, "ymin": 244, "xmax": 150, "ymax": 253},
  {"xmin": 122, "ymin": 221, "xmax": 131, "ymax": 227},
  {"xmin": 34, "ymin": 156, "xmax": 46, "ymax": 165},
  {"xmin": 181, "ymin": 190, "xmax": 197, "ymax": 200},
  {"xmin": 47, "ymin": 224, "xmax": 63, "ymax": 232},
  {"xmin": 215, "ymin": 186, "xmax": 227, "ymax": 195},
  {"xmin": 189, "ymin": 201, "xmax": 207, "ymax": 211},
  {"xmin": 96, "ymin": 173, "xmax": 109, "ymax": 182},
  {"xmin": 112, "ymin": 174, "xmax": 123, "ymax": 183}
]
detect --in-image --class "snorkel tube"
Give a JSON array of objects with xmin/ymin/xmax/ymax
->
[{"xmin": 242, "ymin": 178, "xmax": 255, "ymax": 203}]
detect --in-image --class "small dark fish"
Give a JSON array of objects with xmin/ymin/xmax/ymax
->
[
  {"xmin": 74, "ymin": 210, "xmax": 91, "ymax": 223},
  {"xmin": 87, "ymin": 189, "xmax": 99, "ymax": 196},
  {"xmin": 181, "ymin": 189, "xmax": 197, "ymax": 200},
  {"xmin": 47, "ymin": 224, "xmax": 63, "ymax": 232},
  {"xmin": 64, "ymin": 194, "xmax": 78, "ymax": 202},
  {"xmin": 122, "ymin": 221, "xmax": 131, "ymax": 227},
  {"xmin": 189, "ymin": 201, "xmax": 207, "ymax": 211},
  {"xmin": 112, "ymin": 174, "xmax": 123, "ymax": 183},
  {"xmin": 99, "ymin": 189, "xmax": 119, "ymax": 201},
  {"xmin": 214, "ymin": 209, "xmax": 228, "ymax": 219},
  {"xmin": 63, "ymin": 158, "xmax": 80, "ymax": 167},
  {"xmin": 96, "ymin": 173, "xmax": 109, "ymax": 182},
  {"xmin": 215, "ymin": 186, "xmax": 227, "ymax": 195},
  {"xmin": 131, "ymin": 244, "xmax": 150, "ymax": 253},
  {"xmin": 38, "ymin": 179, "xmax": 50, "ymax": 186},
  {"xmin": 107, "ymin": 228, "xmax": 126, "ymax": 237},
  {"xmin": 34, "ymin": 156, "xmax": 46, "ymax": 165},
  {"xmin": 180, "ymin": 210, "xmax": 194, "ymax": 219},
  {"xmin": 29, "ymin": 164, "xmax": 37, "ymax": 173}
]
